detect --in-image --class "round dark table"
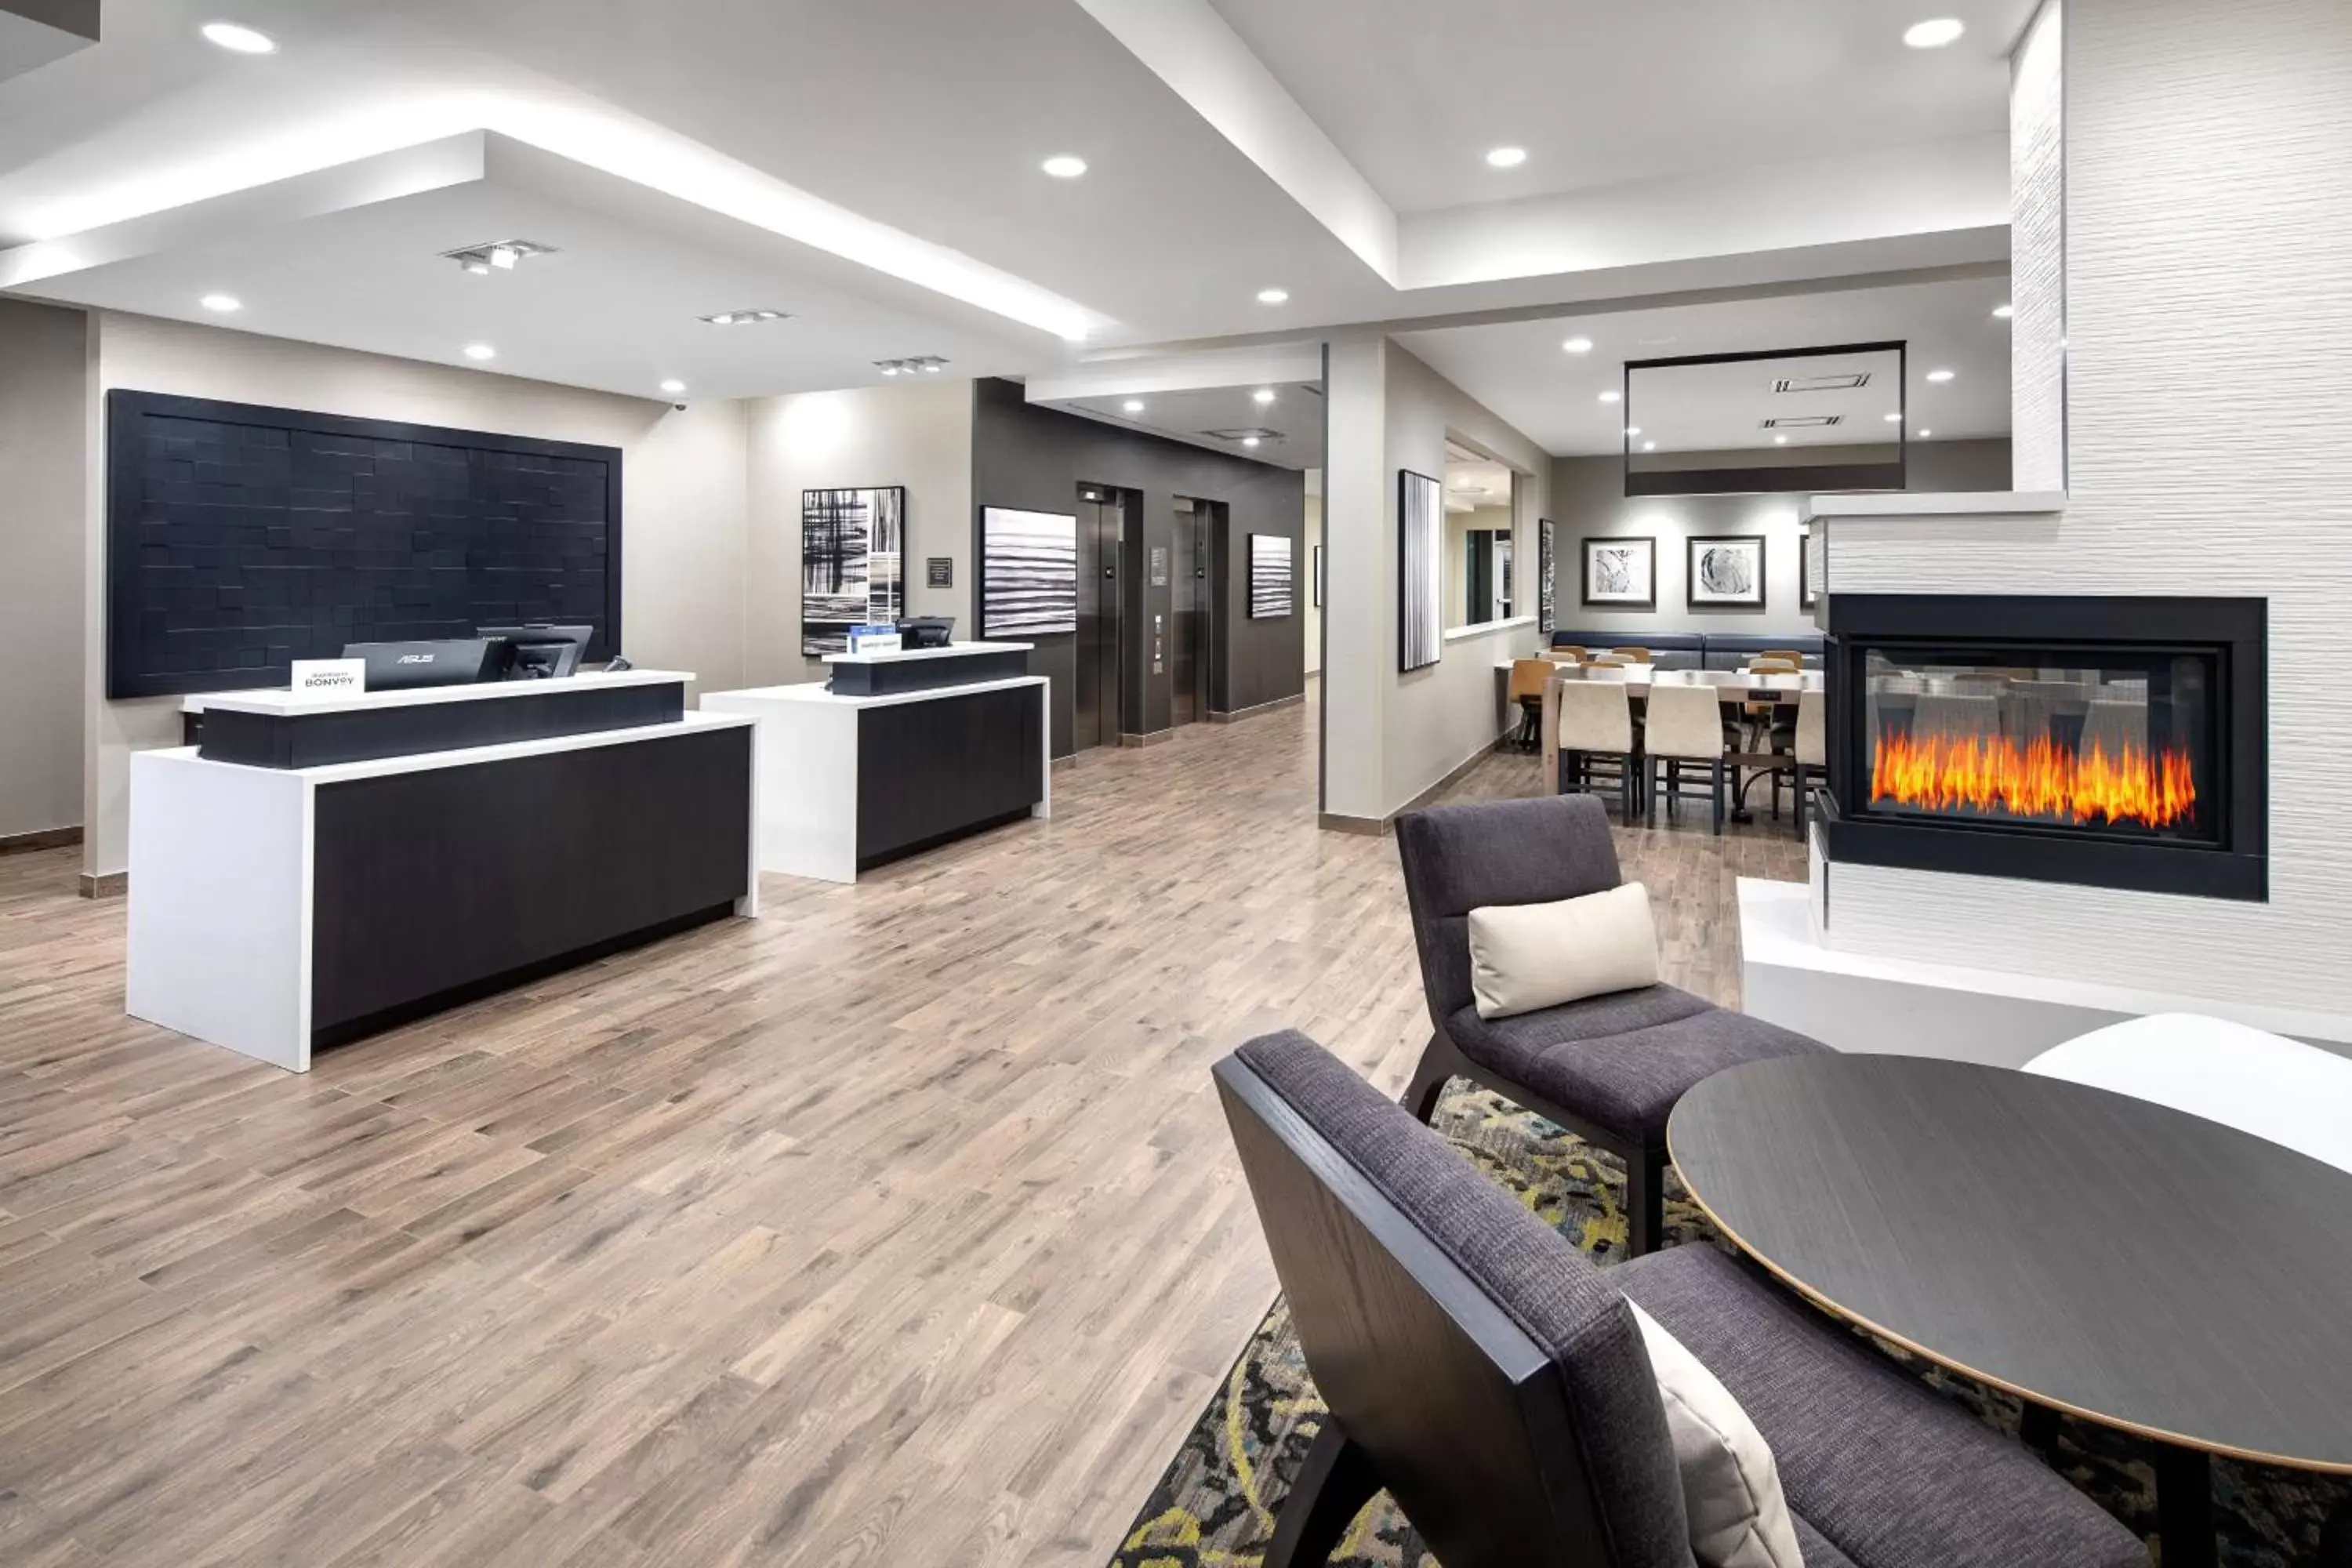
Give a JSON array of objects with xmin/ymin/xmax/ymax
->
[{"xmin": 1668, "ymin": 1054, "xmax": 2352, "ymax": 1568}]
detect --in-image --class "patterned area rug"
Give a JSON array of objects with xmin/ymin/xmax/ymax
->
[{"xmin": 1109, "ymin": 1083, "xmax": 2351, "ymax": 1567}]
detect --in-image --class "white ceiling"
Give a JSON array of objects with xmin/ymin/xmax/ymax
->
[
  {"xmin": 1049, "ymin": 382, "xmax": 1326, "ymax": 470},
  {"xmin": 1444, "ymin": 457, "xmax": 1515, "ymax": 516},
  {"xmin": 1206, "ymin": 0, "xmax": 2035, "ymax": 216},
  {"xmin": 1394, "ymin": 274, "xmax": 2014, "ymax": 456}
]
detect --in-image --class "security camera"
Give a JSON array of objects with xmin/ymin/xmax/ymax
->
[{"xmin": 672, "ymin": 401, "xmax": 688, "ymax": 412}]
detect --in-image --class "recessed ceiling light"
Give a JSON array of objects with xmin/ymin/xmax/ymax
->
[
  {"xmin": 1256, "ymin": 288, "xmax": 1290, "ymax": 306},
  {"xmin": 199, "ymin": 292, "xmax": 241, "ymax": 313},
  {"xmin": 200, "ymin": 20, "xmax": 277, "ymax": 53},
  {"xmin": 1562, "ymin": 336, "xmax": 1593, "ymax": 354},
  {"xmin": 1642, "ymin": 441, "xmax": 1657, "ymax": 452},
  {"xmin": 1774, "ymin": 434, "xmax": 1789, "ymax": 445},
  {"xmin": 659, "ymin": 379, "xmax": 686, "ymax": 394},
  {"xmin": 1486, "ymin": 146, "xmax": 1528, "ymax": 169},
  {"xmin": 1884, "ymin": 412, "xmax": 1904, "ymax": 423},
  {"xmin": 699, "ymin": 308, "xmax": 789, "ymax": 325},
  {"xmin": 1041, "ymin": 154, "xmax": 1087, "ymax": 179},
  {"xmin": 1625, "ymin": 426, "xmax": 1642, "ymax": 438},
  {"xmin": 1926, "ymin": 368, "xmax": 1955, "ymax": 383},
  {"xmin": 1903, "ymin": 17, "xmax": 1965, "ymax": 48},
  {"xmin": 463, "ymin": 343, "xmax": 495, "ymax": 361},
  {"xmin": 1598, "ymin": 390, "xmax": 1621, "ymax": 404},
  {"xmin": 1992, "ymin": 303, "xmax": 2015, "ymax": 319},
  {"xmin": 1918, "ymin": 429, "xmax": 1933, "ymax": 438},
  {"xmin": 1121, "ymin": 398, "xmax": 1145, "ymax": 414},
  {"xmin": 1254, "ymin": 387, "xmax": 1277, "ymax": 405},
  {"xmin": 1242, "ymin": 436, "xmax": 1262, "ymax": 448}
]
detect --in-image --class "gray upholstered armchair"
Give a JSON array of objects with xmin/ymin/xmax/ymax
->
[
  {"xmin": 1393, "ymin": 793, "xmax": 1826, "ymax": 1254},
  {"xmin": 1217, "ymin": 1030, "xmax": 2150, "ymax": 1568}
]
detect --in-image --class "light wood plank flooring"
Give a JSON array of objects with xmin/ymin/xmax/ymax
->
[{"xmin": 0, "ymin": 702, "xmax": 1801, "ymax": 1567}]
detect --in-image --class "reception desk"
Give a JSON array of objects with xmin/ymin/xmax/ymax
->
[
  {"xmin": 704, "ymin": 643, "xmax": 1047, "ymax": 883},
  {"xmin": 129, "ymin": 670, "xmax": 756, "ymax": 1070}
]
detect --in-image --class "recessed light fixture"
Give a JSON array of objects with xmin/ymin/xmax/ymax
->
[
  {"xmin": 1926, "ymin": 368, "xmax": 1955, "ymax": 383},
  {"xmin": 699, "ymin": 308, "xmax": 789, "ymax": 325},
  {"xmin": 1256, "ymin": 287, "xmax": 1289, "ymax": 305},
  {"xmin": 443, "ymin": 238, "xmax": 558, "ymax": 276},
  {"xmin": 463, "ymin": 343, "xmax": 495, "ymax": 361},
  {"xmin": 659, "ymin": 379, "xmax": 686, "ymax": 394},
  {"xmin": 1642, "ymin": 441, "xmax": 1657, "ymax": 452},
  {"xmin": 201, "ymin": 20, "xmax": 277, "ymax": 53},
  {"xmin": 1774, "ymin": 434, "xmax": 1789, "ymax": 445},
  {"xmin": 1903, "ymin": 17, "xmax": 1965, "ymax": 48},
  {"xmin": 1121, "ymin": 398, "xmax": 1145, "ymax": 414},
  {"xmin": 1992, "ymin": 303, "xmax": 2015, "ymax": 319},
  {"xmin": 1562, "ymin": 336, "xmax": 1593, "ymax": 354},
  {"xmin": 199, "ymin": 292, "xmax": 241, "ymax": 313},
  {"xmin": 1485, "ymin": 146, "xmax": 1528, "ymax": 169},
  {"xmin": 1242, "ymin": 436, "xmax": 1262, "ymax": 448},
  {"xmin": 1625, "ymin": 426, "xmax": 1642, "ymax": 438},
  {"xmin": 874, "ymin": 356, "xmax": 950, "ymax": 376},
  {"xmin": 1918, "ymin": 429, "xmax": 1933, "ymax": 438},
  {"xmin": 1884, "ymin": 412, "xmax": 1904, "ymax": 423},
  {"xmin": 1253, "ymin": 387, "xmax": 1277, "ymax": 405},
  {"xmin": 1598, "ymin": 390, "xmax": 1621, "ymax": 404},
  {"xmin": 1040, "ymin": 154, "xmax": 1088, "ymax": 179}
]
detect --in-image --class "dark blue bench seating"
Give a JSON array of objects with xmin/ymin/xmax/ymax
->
[{"xmin": 1549, "ymin": 629, "xmax": 1824, "ymax": 671}]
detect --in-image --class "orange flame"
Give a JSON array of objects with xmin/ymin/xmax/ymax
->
[{"xmin": 1872, "ymin": 730, "xmax": 2198, "ymax": 828}]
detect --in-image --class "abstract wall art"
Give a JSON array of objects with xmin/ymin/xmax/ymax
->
[
  {"xmin": 802, "ymin": 486, "xmax": 905, "ymax": 655},
  {"xmin": 1686, "ymin": 533, "xmax": 1767, "ymax": 609},
  {"xmin": 1538, "ymin": 518, "xmax": 1555, "ymax": 633},
  {"xmin": 1399, "ymin": 468, "xmax": 1443, "ymax": 671},
  {"xmin": 979, "ymin": 506, "xmax": 1079, "ymax": 636},
  {"xmin": 1248, "ymin": 533, "xmax": 1294, "ymax": 619},
  {"xmin": 1580, "ymin": 535, "xmax": 1657, "ymax": 608}
]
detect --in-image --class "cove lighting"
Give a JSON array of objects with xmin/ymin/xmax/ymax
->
[
  {"xmin": 1598, "ymin": 390, "xmax": 1621, "ymax": 404},
  {"xmin": 1562, "ymin": 336, "xmax": 1593, "ymax": 354},
  {"xmin": 199, "ymin": 292, "xmax": 241, "ymax": 312},
  {"xmin": 201, "ymin": 21, "xmax": 277, "ymax": 54},
  {"xmin": 1254, "ymin": 388, "xmax": 1276, "ymax": 405},
  {"xmin": 463, "ymin": 343, "xmax": 495, "ymax": 361},
  {"xmin": 1993, "ymin": 303, "xmax": 2015, "ymax": 319},
  {"xmin": 1256, "ymin": 287, "xmax": 1290, "ymax": 305},
  {"xmin": 1485, "ymin": 147, "xmax": 1528, "ymax": 169},
  {"xmin": 1122, "ymin": 399, "xmax": 1145, "ymax": 414},
  {"xmin": 1926, "ymin": 368, "xmax": 1955, "ymax": 383},
  {"xmin": 1903, "ymin": 17, "xmax": 1965, "ymax": 48},
  {"xmin": 659, "ymin": 379, "xmax": 686, "ymax": 394},
  {"xmin": 1040, "ymin": 155, "xmax": 1087, "ymax": 179}
]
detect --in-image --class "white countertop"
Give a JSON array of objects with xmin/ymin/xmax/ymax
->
[
  {"xmin": 151, "ymin": 708, "xmax": 752, "ymax": 782},
  {"xmin": 181, "ymin": 667, "xmax": 695, "ymax": 718},
  {"xmin": 820, "ymin": 641, "xmax": 1032, "ymax": 666},
  {"xmin": 705, "ymin": 674, "xmax": 1048, "ymax": 713}
]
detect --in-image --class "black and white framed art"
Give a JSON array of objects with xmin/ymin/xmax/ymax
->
[
  {"xmin": 1399, "ymin": 468, "xmax": 1443, "ymax": 672},
  {"xmin": 1580, "ymin": 535, "xmax": 1657, "ymax": 608},
  {"xmin": 802, "ymin": 486, "xmax": 905, "ymax": 656},
  {"xmin": 1538, "ymin": 518, "xmax": 1556, "ymax": 633},
  {"xmin": 1800, "ymin": 527, "xmax": 1817, "ymax": 609},
  {"xmin": 1248, "ymin": 534, "xmax": 1294, "ymax": 619},
  {"xmin": 979, "ymin": 506, "xmax": 1080, "ymax": 637},
  {"xmin": 1686, "ymin": 534, "xmax": 1767, "ymax": 609}
]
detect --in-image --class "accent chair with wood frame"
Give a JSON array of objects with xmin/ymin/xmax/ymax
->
[{"xmin": 1392, "ymin": 793, "xmax": 1828, "ymax": 1254}]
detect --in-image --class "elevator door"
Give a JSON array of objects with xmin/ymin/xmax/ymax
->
[
  {"xmin": 1171, "ymin": 501, "xmax": 1210, "ymax": 725},
  {"xmin": 1073, "ymin": 493, "xmax": 1124, "ymax": 751}
]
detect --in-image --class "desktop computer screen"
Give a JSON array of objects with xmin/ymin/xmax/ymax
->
[
  {"xmin": 341, "ymin": 639, "xmax": 506, "ymax": 689},
  {"xmin": 477, "ymin": 624, "xmax": 593, "ymax": 679}
]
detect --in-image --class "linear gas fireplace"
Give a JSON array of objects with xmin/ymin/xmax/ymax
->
[{"xmin": 1817, "ymin": 595, "xmax": 2266, "ymax": 902}]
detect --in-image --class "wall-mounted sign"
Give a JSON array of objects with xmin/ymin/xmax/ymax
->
[
  {"xmin": 927, "ymin": 557, "xmax": 953, "ymax": 589},
  {"xmin": 289, "ymin": 658, "xmax": 365, "ymax": 697},
  {"xmin": 1150, "ymin": 546, "xmax": 1169, "ymax": 587}
]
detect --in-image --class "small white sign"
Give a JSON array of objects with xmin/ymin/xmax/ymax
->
[
  {"xmin": 847, "ymin": 626, "xmax": 903, "ymax": 655},
  {"xmin": 289, "ymin": 658, "xmax": 366, "ymax": 697}
]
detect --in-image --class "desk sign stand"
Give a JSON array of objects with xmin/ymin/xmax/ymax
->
[
  {"xmin": 846, "ymin": 625, "xmax": 903, "ymax": 655},
  {"xmin": 289, "ymin": 659, "xmax": 366, "ymax": 697}
]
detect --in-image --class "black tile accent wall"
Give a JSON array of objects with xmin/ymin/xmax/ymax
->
[{"xmin": 106, "ymin": 390, "xmax": 623, "ymax": 699}]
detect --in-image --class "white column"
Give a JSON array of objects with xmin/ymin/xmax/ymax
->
[{"xmin": 1319, "ymin": 335, "xmax": 1389, "ymax": 824}]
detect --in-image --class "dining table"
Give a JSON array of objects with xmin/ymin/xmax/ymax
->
[
  {"xmin": 1534, "ymin": 662, "xmax": 1824, "ymax": 822},
  {"xmin": 1669, "ymin": 1054, "xmax": 2352, "ymax": 1568}
]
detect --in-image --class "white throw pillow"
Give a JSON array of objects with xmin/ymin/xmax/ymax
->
[
  {"xmin": 1465, "ymin": 882, "xmax": 1660, "ymax": 1019},
  {"xmin": 1629, "ymin": 1301, "xmax": 1806, "ymax": 1568}
]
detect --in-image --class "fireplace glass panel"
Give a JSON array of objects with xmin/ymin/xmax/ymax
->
[{"xmin": 1860, "ymin": 647, "xmax": 2220, "ymax": 844}]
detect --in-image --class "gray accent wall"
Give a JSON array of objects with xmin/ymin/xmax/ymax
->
[{"xmin": 0, "ymin": 298, "xmax": 88, "ymax": 845}]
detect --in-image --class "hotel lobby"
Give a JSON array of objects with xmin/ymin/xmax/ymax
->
[{"xmin": 1, "ymin": 2, "xmax": 2348, "ymax": 1566}]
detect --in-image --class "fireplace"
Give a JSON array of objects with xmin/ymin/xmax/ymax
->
[{"xmin": 1817, "ymin": 596, "xmax": 2267, "ymax": 901}]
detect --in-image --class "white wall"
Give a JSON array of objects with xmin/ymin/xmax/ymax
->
[
  {"xmin": 743, "ymin": 379, "xmax": 974, "ymax": 688},
  {"xmin": 2010, "ymin": 0, "xmax": 2067, "ymax": 492},
  {"xmin": 1820, "ymin": 0, "xmax": 2352, "ymax": 1021},
  {"xmin": 0, "ymin": 299, "xmax": 88, "ymax": 844},
  {"xmin": 82, "ymin": 311, "xmax": 750, "ymax": 879},
  {"xmin": 1550, "ymin": 439, "xmax": 2012, "ymax": 637}
]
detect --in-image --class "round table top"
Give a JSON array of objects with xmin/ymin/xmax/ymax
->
[{"xmin": 1668, "ymin": 1054, "xmax": 2352, "ymax": 1472}]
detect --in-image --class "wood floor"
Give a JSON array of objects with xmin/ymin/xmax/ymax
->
[{"xmin": 0, "ymin": 702, "xmax": 1802, "ymax": 1568}]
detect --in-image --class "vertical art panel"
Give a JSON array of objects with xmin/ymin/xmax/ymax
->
[
  {"xmin": 1399, "ymin": 469, "xmax": 1443, "ymax": 671},
  {"xmin": 1539, "ymin": 518, "xmax": 1555, "ymax": 634},
  {"xmin": 802, "ymin": 487, "xmax": 905, "ymax": 656},
  {"xmin": 1247, "ymin": 534, "xmax": 1293, "ymax": 619},
  {"xmin": 980, "ymin": 506, "xmax": 1079, "ymax": 636}
]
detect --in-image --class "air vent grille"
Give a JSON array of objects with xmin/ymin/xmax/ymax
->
[
  {"xmin": 1203, "ymin": 427, "xmax": 1284, "ymax": 441},
  {"xmin": 1772, "ymin": 372, "xmax": 1871, "ymax": 393},
  {"xmin": 1759, "ymin": 415, "xmax": 1845, "ymax": 429}
]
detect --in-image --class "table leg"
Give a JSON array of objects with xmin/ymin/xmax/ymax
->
[
  {"xmin": 2019, "ymin": 1400, "xmax": 2060, "ymax": 1458},
  {"xmin": 2154, "ymin": 1444, "xmax": 2216, "ymax": 1568}
]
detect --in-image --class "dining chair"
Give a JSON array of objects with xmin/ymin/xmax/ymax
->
[
  {"xmin": 1611, "ymin": 645, "xmax": 1651, "ymax": 663},
  {"xmin": 1761, "ymin": 648, "xmax": 1806, "ymax": 665},
  {"xmin": 1788, "ymin": 687, "xmax": 1825, "ymax": 836},
  {"xmin": 1555, "ymin": 680, "xmax": 1638, "ymax": 819},
  {"xmin": 1643, "ymin": 683, "xmax": 1728, "ymax": 833},
  {"xmin": 1585, "ymin": 654, "xmax": 1630, "ymax": 668},
  {"xmin": 1549, "ymin": 644, "xmax": 1588, "ymax": 663},
  {"xmin": 1745, "ymin": 656, "xmax": 1800, "ymax": 675},
  {"xmin": 1506, "ymin": 659, "xmax": 1552, "ymax": 752}
]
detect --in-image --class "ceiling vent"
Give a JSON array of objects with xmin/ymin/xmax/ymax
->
[
  {"xmin": 1759, "ymin": 415, "xmax": 1845, "ymax": 429},
  {"xmin": 1203, "ymin": 427, "xmax": 1284, "ymax": 442},
  {"xmin": 1772, "ymin": 372, "xmax": 1871, "ymax": 393},
  {"xmin": 700, "ymin": 308, "xmax": 792, "ymax": 325},
  {"xmin": 441, "ymin": 238, "xmax": 558, "ymax": 274}
]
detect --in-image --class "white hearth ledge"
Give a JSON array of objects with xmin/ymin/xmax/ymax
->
[
  {"xmin": 1802, "ymin": 490, "xmax": 2068, "ymax": 521},
  {"xmin": 1737, "ymin": 877, "xmax": 2352, "ymax": 1065}
]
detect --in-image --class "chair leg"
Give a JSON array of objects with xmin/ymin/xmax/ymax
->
[
  {"xmin": 1643, "ymin": 757, "xmax": 1657, "ymax": 829},
  {"xmin": 1265, "ymin": 1421, "xmax": 1382, "ymax": 1568},
  {"xmin": 1624, "ymin": 1147, "xmax": 1668, "ymax": 1258},
  {"xmin": 1711, "ymin": 758, "xmax": 1725, "ymax": 835},
  {"xmin": 1402, "ymin": 1033, "xmax": 1454, "ymax": 1125}
]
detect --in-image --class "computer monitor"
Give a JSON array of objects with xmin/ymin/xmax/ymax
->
[
  {"xmin": 898, "ymin": 616, "xmax": 954, "ymax": 650},
  {"xmin": 476, "ymin": 623, "xmax": 593, "ymax": 680},
  {"xmin": 341, "ymin": 639, "xmax": 506, "ymax": 690}
]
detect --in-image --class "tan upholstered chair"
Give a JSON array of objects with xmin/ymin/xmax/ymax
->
[
  {"xmin": 1611, "ymin": 645, "xmax": 1652, "ymax": 664},
  {"xmin": 1555, "ymin": 681, "xmax": 1638, "ymax": 818},
  {"xmin": 1643, "ymin": 682, "xmax": 1730, "ymax": 833},
  {"xmin": 1506, "ymin": 659, "xmax": 1552, "ymax": 751},
  {"xmin": 1790, "ymin": 688, "xmax": 1826, "ymax": 835}
]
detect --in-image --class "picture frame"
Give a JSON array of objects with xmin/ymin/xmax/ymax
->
[
  {"xmin": 979, "ymin": 506, "xmax": 1079, "ymax": 637},
  {"xmin": 1398, "ymin": 469, "xmax": 1443, "ymax": 672},
  {"xmin": 1537, "ymin": 518, "xmax": 1555, "ymax": 634},
  {"xmin": 1580, "ymin": 535, "xmax": 1657, "ymax": 608},
  {"xmin": 1686, "ymin": 534, "xmax": 1767, "ymax": 610},
  {"xmin": 802, "ymin": 486, "xmax": 906, "ymax": 656},
  {"xmin": 1800, "ymin": 527, "xmax": 1817, "ymax": 609},
  {"xmin": 1248, "ymin": 533, "xmax": 1294, "ymax": 619}
]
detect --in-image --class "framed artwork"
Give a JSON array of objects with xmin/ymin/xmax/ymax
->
[
  {"xmin": 1687, "ymin": 534, "xmax": 1767, "ymax": 609},
  {"xmin": 1312, "ymin": 545, "xmax": 1324, "ymax": 608},
  {"xmin": 1248, "ymin": 534, "xmax": 1294, "ymax": 619},
  {"xmin": 1800, "ymin": 527, "xmax": 1817, "ymax": 609},
  {"xmin": 802, "ymin": 486, "xmax": 905, "ymax": 656},
  {"xmin": 979, "ymin": 506, "xmax": 1079, "ymax": 636},
  {"xmin": 1538, "ymin": 518, "xmax": 1555, "ymax": 633},
  {"xmin": 1581, "ymin": 535, "xmax": 1657, "ymax": 608},
  {"xmin": 1398, "ymin": 469, "xmax": 1443, "ymax": 672}
]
